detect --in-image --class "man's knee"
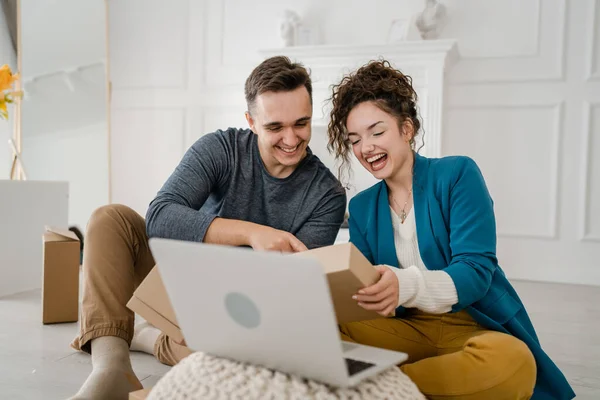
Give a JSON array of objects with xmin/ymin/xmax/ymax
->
[{"xmin": 88, "ymin": 204, "xmax": 143, "ymax": 232}]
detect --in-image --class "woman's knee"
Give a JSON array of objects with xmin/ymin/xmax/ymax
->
[
  {"xmin": 470, "ymin": 332, "xmax": 536, "ymax": 397},
  {"xmin": 504, "ymin": 336, "xmax": 536, "ymax": 397}
]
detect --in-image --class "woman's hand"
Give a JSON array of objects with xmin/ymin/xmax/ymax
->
[{"xmin": 353, "ymin": 265, "xmax": 399, "ymax": 317}]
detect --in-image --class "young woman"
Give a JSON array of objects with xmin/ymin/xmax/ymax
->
[{"xmin": 327, "ymin": 60, "xmax": 574, "ymax": 400}]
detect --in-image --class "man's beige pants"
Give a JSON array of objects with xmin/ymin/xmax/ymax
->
[
  {"xmin": 70, "ymin": 204, "xmax": 191, "ymax": 364},
  {"xmin": 72, "ymin": 204, "xmax": 536, "ymax": 400}
]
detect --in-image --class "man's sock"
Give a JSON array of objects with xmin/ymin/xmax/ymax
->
[
  {"xmin": 130, "ymin": 321, "xmax": 161, "ymax": 355},
  {"xmin": 69, "ymin": 336, "xmax": 143, "ymax": 400}
]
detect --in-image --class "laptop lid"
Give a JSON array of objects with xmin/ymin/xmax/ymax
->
[{"xmin": 149, "ymin": 238, "xmax": 349, "ymax": 384}]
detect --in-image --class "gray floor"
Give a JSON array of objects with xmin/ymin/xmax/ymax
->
[
  {"xmin": 0, "ymin": 290, "xmax": 170, "ymax": 400},
  {"xmin": 0, "ymin": 280, "xmax": 598, "ymax": 399}
]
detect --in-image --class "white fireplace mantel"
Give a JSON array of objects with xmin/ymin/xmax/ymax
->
[{"xmin": 259, "ymin": 40, "xmax": 459, "ymax": 158}]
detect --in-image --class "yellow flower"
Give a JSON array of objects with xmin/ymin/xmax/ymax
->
[
  {"xmin": 0, "ymin": 64, "xmax": 19, "ymax": 92},
  {"xmin": 0, "ymin": 64, "xmax": 20, "ymax": 120},
  {"xmin": 0, "ymin": 95, "xmax": 7, "ymax": 120}
]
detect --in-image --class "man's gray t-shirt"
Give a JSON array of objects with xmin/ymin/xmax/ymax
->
[{"xmin": 146, "ymin": 128, "xmax": 347, "ymax": 249}]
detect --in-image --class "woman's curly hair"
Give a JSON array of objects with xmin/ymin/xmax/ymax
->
[{"xmin": 327, "ymin": 59, "xmax": 422, "ymax": 186}]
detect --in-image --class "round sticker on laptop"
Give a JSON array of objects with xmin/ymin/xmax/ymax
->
[{"xmin": 224, "ymin": 292, "xmax": 261, "ymax": 329}]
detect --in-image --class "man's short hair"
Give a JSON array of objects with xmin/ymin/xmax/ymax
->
[{"xmin": 244, "ymin": 56, "xmax": 313, "ymax": 113}]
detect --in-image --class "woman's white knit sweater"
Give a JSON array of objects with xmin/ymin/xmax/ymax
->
[{"xmin": 389, "ymin": 207, "xmax": 458, "ymax": 314}]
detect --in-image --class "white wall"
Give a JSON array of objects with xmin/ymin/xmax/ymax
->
[
  {"xmin": 0, "ymin": 13, "xmax": 17, "ymax": 180},
  {"xmin": 14, "ymin": 0, "xmax": 110, "ymax": 230},
  {"xmin": 108, "ymin": 0, "xmax": 600, "ymax": 286},
  {"xmin": 443, "ymin": 0, "xmax": 600, "ymax": 285},
  {"xmin": 20, "ymin": 0, "xmax": 105, "ymax": 78},
  {"xmin": 22, "ymin": 123, "xmax": 109, "ymax": 229},
  {"xmin": 20, "ymin": 0, "xmax": 107, "ymax": 138}
]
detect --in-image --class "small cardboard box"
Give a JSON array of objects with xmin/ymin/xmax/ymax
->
[
  {"xmin": 42, "ymin": 227, "xmax": 80, "ymax": 324},
  {"xmin": 127, "ymin": 267, "xmax": 184, "ymax": 344},
  {"xmin": 295, "ymin": 242, "xmax": 381, "ymax": 324},
  {"xmin": 129, "ymin": 388, "xmax": 151, "ymax": 400}
]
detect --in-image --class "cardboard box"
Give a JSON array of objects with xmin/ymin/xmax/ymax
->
[
  {"xmin": 295, "ymin": 242, "xmax": 381, "ymax": 323},
  {"xmin": 129, "ymin": 388, "xmax": 151, "ymax": 400},
  {"xmin": 127, "ymin": 267, "xmax": 184, "ymax": 344},
  {"xmin": 42, "ymin": 227, "xmax": 80, "ymax": 324}
]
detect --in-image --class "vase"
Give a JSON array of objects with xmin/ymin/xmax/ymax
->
[{"xmin": 415, "ymin": 0, "xmax": 447, "ymax": 40}]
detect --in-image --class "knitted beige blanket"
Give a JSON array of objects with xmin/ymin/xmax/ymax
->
[{"xmin": 148, "ymin": 352, "xmax": 425, "ymax": 400}]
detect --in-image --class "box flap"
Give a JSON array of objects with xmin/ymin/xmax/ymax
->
[
  {"xmin": 133, "ymin": 268, "xmax": 178, "ymax": 324},
  {"xmin": 44, "ymin": 226, "xmax": 79, "ymax": 242},
  {"xmin": 348, "ymin": 245, "xmax": 380, "ymax": 286},
  {"xmin": 127, "ymin": 296, "xmax": 184, "ymax": 343},
  {"xmin": 326, "ymin": 269, "xmax": 380, "ymax": 323},
  {"xmin": 127, "ymin": 267, "xmax": 183, "ymax": 342},
  {"xmin": 294, "ymin": 243, "xmax": 381, "ymax": 323},
  {"xmin": 293, "ymin": 242, "xmax": 352, "ymax": 273}
]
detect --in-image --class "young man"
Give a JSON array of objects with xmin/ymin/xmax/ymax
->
[{"xmin": 70, "ymin": 56, "xmax": 347, "ymax": 400}]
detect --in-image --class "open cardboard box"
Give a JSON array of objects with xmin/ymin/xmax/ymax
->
[
  {"xmin": 126, "ymin": 242, "xmax": 381, "ymax": 346},
  {"xmin": 42, "ymin": 226, "xmax": 80, "ymax": 324},
  {"xmin": 294, "ymin": 242, "xmax": 381, "ymax": 323}
]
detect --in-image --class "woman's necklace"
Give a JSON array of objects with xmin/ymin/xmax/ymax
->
[{"xmin": 392, "ymin": 187, "xmax": 413, "ymax": 224}]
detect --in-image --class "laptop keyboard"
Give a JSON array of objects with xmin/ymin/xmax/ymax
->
[{"xmin": 344, "ymin": 358, "xmax": 375, "ymax": 376}]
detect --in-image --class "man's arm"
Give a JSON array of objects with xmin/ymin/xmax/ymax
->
[
  {"xmin": 145, "ymin": 132, "xmax": 231, "ymax": 242},
  {"xmin": 146, "ymin": 131, "xmax": 310, "ymax": 251},
  {"xmin": 205, "ymin": 218, "xmax": 307, "ymax": 252},
  {"xmin": 294, "ymin": 187, "xmax": 347, "ymax": 249}
]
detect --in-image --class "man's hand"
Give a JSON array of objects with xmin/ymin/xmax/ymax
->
[
  {"xmin": 205, "ymin": 218, "xmax": 307, "ymax": 252},
  {"xmin": 248, "ymin": 225, "xmax": 308, "ymax": 253},
  {"xmin": 353, "ymin": 265, "xmax": 399, "ymax": 317}
]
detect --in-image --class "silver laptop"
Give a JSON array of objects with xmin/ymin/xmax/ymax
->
[{"xmin": 149, "ymin": 238, "xmax": 408, "ymax": 387}]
